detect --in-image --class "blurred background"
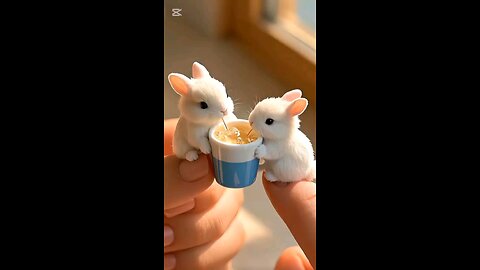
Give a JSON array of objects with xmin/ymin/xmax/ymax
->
[{"xmin": 164, "ymin": 0, "xmax": 316, "ymax": 269}]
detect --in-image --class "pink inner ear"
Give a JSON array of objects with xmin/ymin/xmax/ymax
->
[
  {"xmin": 288, "ymin": 98, "xmax": 308, "ymax": 116},
  {"xmin": 282, "ymin": 89, "xmax": 302, "ymax": 101},
  {"xmin": 168, "ymin": 74, "xmax": 190, "ymax": 96},
  {"xmin": 192, "ymin": 62, "xmax": 210, "ymax": 79}
]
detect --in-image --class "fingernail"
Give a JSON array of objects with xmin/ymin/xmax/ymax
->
[
  {"xmin": 164, "ymin": 199, "xmax": 195, "ymax": 218},
  {"xmin": 164, "ymin": 254, "xmax": 176, "ymax": 270},
  {"xmin": 164, "ymin": 226, "xmax": 174, "ymax": 247},
  {"xmin": 179, "ymin": 154, "xmax": 210, "ymax": 182}
]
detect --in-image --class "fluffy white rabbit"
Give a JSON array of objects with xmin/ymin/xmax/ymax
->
[
  {"xmin": 248, "ymin": 89, "xmax": 316, "ymax": 182},
  {"xmin": 168, "ymin": 62, "xmax": 236, "ymax": 161}
]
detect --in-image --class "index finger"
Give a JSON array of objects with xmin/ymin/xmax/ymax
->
[{"xmin": 263, "ymin": 175, "xmax": 316, "ymax": 268}]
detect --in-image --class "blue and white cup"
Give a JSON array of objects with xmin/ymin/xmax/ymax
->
[{"xmin": 209, "ymin": 119, "xmax": 263, "ymax": 188}]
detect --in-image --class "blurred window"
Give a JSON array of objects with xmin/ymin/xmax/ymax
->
[
  {"xmin": 263, "ymin": 0, "xmax": 316, "ymax": 50},
  {"xmin": 232, "ymin": 0, "xmax": 316, "ymax": 102}
]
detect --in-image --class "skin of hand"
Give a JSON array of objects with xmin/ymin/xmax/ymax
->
[
  {"xmin": 263, "ymin": 174, "xmax": 316, "ymax": 270},
  {"xmin": 164, "ymin": 118, "xmax": 245, "ymax": 270}
]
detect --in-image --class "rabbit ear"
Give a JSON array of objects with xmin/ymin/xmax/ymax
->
[
  {"xmin": 282, "ymin": 89, "xmax": 302, "ymax": 101},
  {"xmin": 192, "ymin": 62, "xmax": 210, "ymax": 79},
  {"xmin": 168, "ymin": 73, "xmax": 192, "ymax": 96},
  {"xmin": 287, "ymin": 98, "xmax": 308, "ymax": 117}
]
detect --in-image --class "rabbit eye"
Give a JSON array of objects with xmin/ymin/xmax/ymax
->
[
  {"xmin": 200, "ymin": 102, "xmax": 208, "ymax": 109},
  {"xmin": 265, "ymin": 118, "xmax": 274, "ymax": 125}
]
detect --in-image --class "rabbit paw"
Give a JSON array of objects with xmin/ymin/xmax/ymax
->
[
  {"xmin": 265, "ymin": 171, "xmax": 279, "ymax": 182},
  {"xmin": 199, "ymin": 142, "xmax": 211, "ymax": 154},
  {"xmin": 185, "ymin": 150, "xmax": 199, "ymax": 161},
  {"xmin": 255, "ymin": 145, "xmax": 266, "ymax": 159}
]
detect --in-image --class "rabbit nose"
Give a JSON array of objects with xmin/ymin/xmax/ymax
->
[
  {"xmin": 249, "ymin": 121, "xmax": 253, "ymax": 126},
  {"xmin": 221, "ymin": 109, "xmax": 227, "ymax": 115}
]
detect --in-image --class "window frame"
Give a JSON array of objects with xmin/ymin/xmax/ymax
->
[{"xmin": 276, "ymin": 0, "xmax": 316, "ymax": 50}]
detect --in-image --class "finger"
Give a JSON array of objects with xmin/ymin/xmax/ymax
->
[
  {"xmin": 263, "ymin": 175, "xmax": 316, "ymax": 268},
  {"xmin": 224, "ymin": 261, "xmax": 234, "ymax": 270},
  {"xmin": 164, "ymin": 154, "xmax": 214, "ymax": 211},
  {"xmin": 164, "ymin": 118, "xmax": 179, "ymax": 156},
  {"xmin": 165, "ymin": 216, "xmax": 245, "ymax": 270},
  {"xmin": 164, "ymin": 181, "xmax": 226, "ymax": 245},
  {"xmin": 164, "ymin": 200, "xmax": 196, "ymax": 219},
  {"xmin": 275, "ymin": 246, "xmax": 314, "ymax": 270},
  {"xmin": 164, "ymin": 188, "xmax": 244, "ymax": 253},
  {"xmin": 166, "ymin": 180, "xmax": 226, "ymax": 218},
  {"xmin": 189, "ymin": 181, "xmax": 226, "ymax": 214},
  {"xmin": 164, "ymin": 182, "xmax": 226, "ymax": 247}
]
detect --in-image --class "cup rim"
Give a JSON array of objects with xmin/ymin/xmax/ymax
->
[{"xmin": 209, "ymin": 119, "xmax": 262, "ymax": 148}]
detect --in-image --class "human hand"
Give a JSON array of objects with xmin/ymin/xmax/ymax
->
[
  {"xmin": 164, "ymin": 119, "xmax": 245, "ymax": 270},
  {"xmin": 262, "ymin": 174, "xmax": 316, "ymax": 270}
]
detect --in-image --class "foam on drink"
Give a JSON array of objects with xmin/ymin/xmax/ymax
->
[{"xmin": 214, "ymin": 124, "xmax": 259, "ymax": 145}]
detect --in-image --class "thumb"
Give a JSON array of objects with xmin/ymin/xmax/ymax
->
[
  {"xmin": 263, "ymin": 174, "xmax": 316, "ymax": 269},
  {"xmin": 275, "ymin": 246, "xmax": 314, "ymax": 270},
  {"xmin": 164, "ymin": 154, "xmax": 214, "ymax": 211}
]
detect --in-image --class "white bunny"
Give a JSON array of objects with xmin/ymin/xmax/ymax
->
[
  {"xmin": 248, "ymin": 89, "xmax": 316, "ymax": 182},
  {"xmin": 168, "ymin": 62, "xmax": 237, "ymax": 161}
]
